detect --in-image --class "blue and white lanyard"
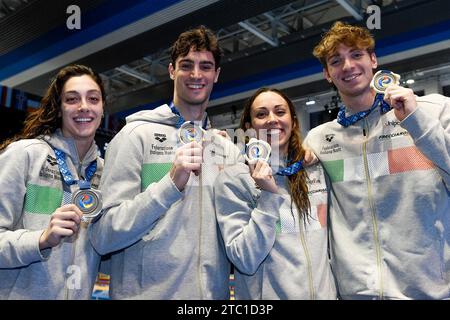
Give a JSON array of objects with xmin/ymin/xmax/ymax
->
[
  {"xmin": 276, "ymin": 160, "xmax": 304, "ymax": 176},
  {"xmin": 53, "ymin": 148, "xmax": 97, "ymax": 189},
  {"xmin": 169, "ymin": 102, "xmax": 208, "ymax": 129},
  {"xmin": 337, "ymin": 93, "xmax": 391, "ymax": 127}
]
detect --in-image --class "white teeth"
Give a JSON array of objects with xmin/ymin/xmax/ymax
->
[
  {"xmin": 187, "ymin": 84, "xmax": 203, "ymax": 89},
  {"xmin": 267, "ymin": 129, "xmax": 281, "ymax": 135},
  {"xmin": 75, "ymin": 118, "xmax": 93, "ymax": 123},
  {"xmin": 343, "ymin": 74, "xmax": 359, "ymax": 81}
]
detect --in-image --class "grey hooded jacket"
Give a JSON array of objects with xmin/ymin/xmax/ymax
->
[
  {"xmin": 304, "ymin": 94, "xmax": 450, "ymax": 299},
  {"xmin": 90, "ymin": 104, "xmax": 242, "ymax": 299},
  {"xmin": 0, "ymin": 129, "xmax": 103, "ymax": 299},
  {"xmin": 215, "ymin": 161, "xmax": 336, "ymax": 299}
]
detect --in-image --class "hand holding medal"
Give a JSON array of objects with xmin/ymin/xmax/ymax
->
[
  {"xmin": 53, "ymin": 148, "xmax": 102, "ymax": 223},
  {"xmin": 245, "ymin": 138, "xmax": 279, "ymax": 193},
  {"xmin": 376, "ymin": 70, "xmax": 417, "ymax": 121},
  {"xmin": 171, "ymin": 121, "xmax": 204, "ymax": 191},
  {"xmin": 370, "ymin": 70, "xmax": 400, "ymax": 93},
  {"xmin": 245, "ymin": 138, "xmax": 271, "ymax": 164}
]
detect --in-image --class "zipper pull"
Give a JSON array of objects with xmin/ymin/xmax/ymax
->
[{"xmin": 363, "ymin": 128, "xmax": 366, "ymax": 136}]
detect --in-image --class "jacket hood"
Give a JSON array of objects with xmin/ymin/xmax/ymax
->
[
  {"xmin": 126, "ymin": 104, "xmax": 179, "ymax": 126},
  {"xmin": 42, "ymin": 129, "xmax": 99, "ymax": 165},
  {"xmin": 126, "ymin": 104, "xmax": 210, "ymax": 129}
]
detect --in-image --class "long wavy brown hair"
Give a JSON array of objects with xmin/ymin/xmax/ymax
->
[
  {"xmin": 0, "ymin": 64, "xmax": 106, "ymax": 151},
  {"xmin": 240, "ymin": 87, "xmax": 310, "ymax": 221}
]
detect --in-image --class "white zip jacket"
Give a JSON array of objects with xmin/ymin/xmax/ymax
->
[{"xmin": 304, "ymin": 94, "xmax": 450, "ymax": 299}]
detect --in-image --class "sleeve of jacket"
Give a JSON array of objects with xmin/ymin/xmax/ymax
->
[
  {"xmin": 89, "ymin": 126, "xmax": 183, "ymax": 255},
  {"xmin": 0, "ymin": 142, "xmax": 49, "ymax": 268},
  {"xmin": 214, "ymin": 163, "xmax": 282, "ymax": 275},
  {"xmin": 303, "ymin": 126, "xmax": 321, "ymax": 157},
  {"xmin": 401, "ymin": 94, "xmax": 450, "ymax": 187}
]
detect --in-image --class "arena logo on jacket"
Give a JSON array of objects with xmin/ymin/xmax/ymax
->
[
  {"xmin": 325, "ymin": 134, "xmax": 335, "ymax": 142},
  {"xmin": 39, "ymin": 155, "xmax": 62, "ymax": 182},
  {"xmin": 154, "ymin": 132, "xmax": 167, "ymax": 143},
  {"xmin": 150, "ymin": 131, "xmax": 175, "ymax": 157}
]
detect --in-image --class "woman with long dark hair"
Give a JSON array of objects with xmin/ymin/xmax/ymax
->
[
  {"xmin": 0, "ymin": 64, "xmax": 105, "ymax": 299},
  {"xmin": 215, "ymin": 87, "xmax": 336, "ymax": 299}
]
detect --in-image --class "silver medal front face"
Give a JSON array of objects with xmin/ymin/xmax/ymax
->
[
  {"xmin": 178, "ymin": 121, "xmax": 204, "ymax": 144},
  {"xmin": 371, "ymin": 70, "xmax": 400, "ymax": 93},
  {"xmin": 245, "ymin": 138, "xmax": 271, "ymax": 162},
  {"xmin": 72, "ymin": 189, "xmax": 102, "ymax": 222}
]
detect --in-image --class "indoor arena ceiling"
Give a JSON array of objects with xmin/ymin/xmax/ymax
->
[{"xmin": 0, "ymin": 0, "xmax": 449, "ymax": 118}]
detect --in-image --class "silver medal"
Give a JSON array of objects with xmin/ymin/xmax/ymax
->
[
  {"xmin": 245, "ymin": 138, "xmax": 271, "ymax": 163},
  {"xmin": 178, "ymin": 121, "xmax": 205, "ymax": 144},
  {"xmin": 371, "ymin": 70, "xmax": 400, "ymax": 93},
  {"xmin": 72, "ymin": 188, "xmax": 103, "ymax": 222}
]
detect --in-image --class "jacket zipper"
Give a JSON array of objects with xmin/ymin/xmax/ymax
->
[
  {"xmin": 362, "ymin": 119, "xmax": 384, "ymax": 299},
  {"xmin": 299, "ymin": 221, "xmax": 315, "ymax": 300},
  {"xmin": 197, "ymin": 170, "xmax": 204, "ymax": 299},
  {"xmin": 64, "ymin": 231, "xmax": 79, "ymax": 300},
  {"xmin": 64, "ymin": 161, "xmax": 84, "ymax": 299}
]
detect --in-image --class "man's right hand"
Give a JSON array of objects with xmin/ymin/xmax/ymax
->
[
  {"xmin": 39, "ymin": 204, "xmax": 83, "ymax": 250},
  {"xmin": 170, "ymin": 141, "xmax": 203, "ymax": 191},
  {"xmin": 303, "ymin": 147, "xmax": 318, "ymax": 166}
]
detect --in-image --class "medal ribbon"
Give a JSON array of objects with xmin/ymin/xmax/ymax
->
[
  {"xmin": 53, "ymin": 148, "xmax": 97, "ymax": 189},
  {"xmin": 276, "ymin": 160, "xmax": 304, "ymax": 176},
  {"xmin": 169, "ymin": 102, "xmax": 208, "ymax": 129},
  {"xmin": 337, "ymin": 93, "xmax": 391, "ymax": 127}
]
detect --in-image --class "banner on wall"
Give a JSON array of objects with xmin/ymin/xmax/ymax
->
[{"xmin": 0, "ymin": 85, "xmax": 40, "ymax": 112}]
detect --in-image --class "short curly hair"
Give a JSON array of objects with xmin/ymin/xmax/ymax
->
[
  {"xmin": 171, "ymin": 25, "xmax": 222, "ymax": 70},
  {"xmin": 313, "ymin": 21, "xmax": 375, "ymax": 67}
]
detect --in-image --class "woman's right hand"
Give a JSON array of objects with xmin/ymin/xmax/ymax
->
[
  {"xmin": 249, "ymin": 159, "xmax": 278, "ymax": 193},
  {"xmin": 39, "ymin": 204, "xmax": 83, "ymax": 250}
]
